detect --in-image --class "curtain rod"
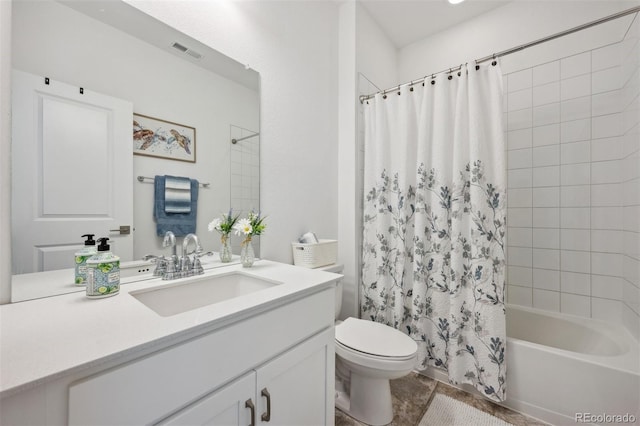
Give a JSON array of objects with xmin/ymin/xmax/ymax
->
[{"xmin": 360, "ymin": 5, "xmax": 640, "ymax": 103}]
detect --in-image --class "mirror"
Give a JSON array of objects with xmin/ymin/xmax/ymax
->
[{"xmin": 10, "ymin": 0, "xmax": 260, "ymax": 302}]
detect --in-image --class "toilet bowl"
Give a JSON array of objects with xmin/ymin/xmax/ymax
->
[
  {"xmin": 320, "ymin": 264, "xmax": 418, "ymax": 426},
  {"xmin": 335, "ymin": 317, "xmax": 418, "ymax": 425}
]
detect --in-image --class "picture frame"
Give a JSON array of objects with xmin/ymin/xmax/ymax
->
[{"xmin": 133, "ymin": 113, "xmax": 196, "ymax": 163}]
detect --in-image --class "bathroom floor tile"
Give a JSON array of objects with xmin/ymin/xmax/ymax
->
[{"xmin": 335, "ymin": 372, "xmax": 548, "ymax": 426}]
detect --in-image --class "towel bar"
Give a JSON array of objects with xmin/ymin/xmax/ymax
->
[{"xmin": 137, "ymin": 176, "xmax": 210, "ymax": 188}]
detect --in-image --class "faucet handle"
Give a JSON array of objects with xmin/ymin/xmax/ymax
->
[
  {"xmin": 162, "ymin": 259, "xmax": 180, "ymax": 280},
  {"xmin": 179, "ymin": 255, "xmax": 192, "ymax": 277},
  {"xmin": 162, "ymin": 231, "xmax": 176, "ymax": 248},
  {"xmin": 194, "ymin": 251, "xmax": 214, "ymax": 258},
  {"xmin": 153, "ymin": 256, "xmax": 167, "ymax": 277},
  {"xmin": 143, "ymin": 254, "xmax": 168, "ymax": 277},
  {"xmin": 191, "ymin": 257, "xmax": 204, "ymax": 275}
]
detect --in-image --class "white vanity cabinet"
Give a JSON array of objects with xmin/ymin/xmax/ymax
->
[
  {"xmin": 160, "ymin": 329, "xmax": 332, "ymax": 426},
  {"xmin": 160, "ymin": 371, "xmax": 256, "ymax": 425},
  {"xmin": 66, "ymin": 287, "xmax": 335, "ymax": 425}
]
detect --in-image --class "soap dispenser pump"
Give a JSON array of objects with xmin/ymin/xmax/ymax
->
[
  {"xmin": 74, "ymin": 234, "xmax": 97, "ymax": 285},
  {"xmin": 86, "ymin": 237, "xmax": 120, "ymax": 299}
]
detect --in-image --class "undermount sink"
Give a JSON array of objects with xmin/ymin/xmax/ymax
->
[{"xmin": 130, "ymin": 272, "xmax": 282, "ymax": 317}]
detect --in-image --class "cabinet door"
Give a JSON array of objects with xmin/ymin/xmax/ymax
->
[
  {"xmin": 256, "ymin": 328, "xmax": 334, "ymax": 425},
  {"xmin": 157, "ymin": 372, "xmax": 256, "ymax": 426}
]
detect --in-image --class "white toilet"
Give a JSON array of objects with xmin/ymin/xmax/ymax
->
[{"xmin": 322, "ymin": 264, "xmax": 418, "ymax": 426}]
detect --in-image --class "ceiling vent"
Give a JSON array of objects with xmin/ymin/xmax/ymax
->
[
  {"xmin": 186, "ymin": 50, "xmax": 202, "ymax": 59},
  {"xmin": 171, "ymin": 42, "xmax": 202, "ymax": 60}
]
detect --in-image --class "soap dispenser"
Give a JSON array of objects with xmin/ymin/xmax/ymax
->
[
  {"xmin": 74, "ymin": 234, "xmax": 97, "ymax": 285},
  {"xmin": 86, "ymin": 237, "xmax": 120, "ymax": 299}
]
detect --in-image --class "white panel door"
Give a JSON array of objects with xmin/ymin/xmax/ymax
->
[{"xmin": 12, "ymin": 70, "xmax": 133, "ymax": 274}]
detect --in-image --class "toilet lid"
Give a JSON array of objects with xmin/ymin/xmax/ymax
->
[{"xmin": 335, "ymin": 318, "xmax": 418, "ymax": 358}]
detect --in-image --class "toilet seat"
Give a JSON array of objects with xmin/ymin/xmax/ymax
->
[
  {"xmin": 335, "ymin": 340, "xmax": 417, "ymax": 371},
  {"xmin": 335, "ymin": 317, "xmax": 417, "ymax": 359}
]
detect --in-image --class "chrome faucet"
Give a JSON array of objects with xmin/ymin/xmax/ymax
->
[
  {"xmin": 163, "ymin": 231, "xmax": 179, "ymax": 270},
  {"xmin": 180, "ymin": 233, "xmax": 202, "ymax": 277},
  {"xmin": 182, "ymin": 233, "xmax": 202, "ymax": 256},
  {"xmin": 163, "ymin": 231, "xmax": 177, "ymax": 258},
  {"xmin": 151, "ymin": 233, "xmax": 207, "ymax": 280}
]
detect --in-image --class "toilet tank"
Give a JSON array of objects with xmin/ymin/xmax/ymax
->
[{"xmin": 318, "ymin": 263, "xmax": 344, "ymax": 319}]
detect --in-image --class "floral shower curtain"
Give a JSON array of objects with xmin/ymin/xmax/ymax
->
[{"xmin": 361, "ymin": 63, "xmax": 507, "ymax": 402}]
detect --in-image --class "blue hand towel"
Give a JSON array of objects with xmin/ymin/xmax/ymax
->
[
  {"xmin": 154, "ymin": 175, "xmax": 199, "ymax": 237},
  {"xmin": 164, "ymin": 175, "xmax": 192, "ymax": 213}
]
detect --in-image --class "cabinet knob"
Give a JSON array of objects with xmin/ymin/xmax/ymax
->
[
  {"xmin": 245, "ymin": 399, "xmax": 255, "ymax": 426},
  {"xmin": 261, "ymin": 388, "xmax": 271, "ymax": 422}
]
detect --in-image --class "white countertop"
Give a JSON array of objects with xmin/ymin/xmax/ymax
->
[
  {"xmin": 10, "ymin": 256, "xmax": 239, "ymax": 302},
  {"xmin": 0, "ymin": 260, "xmax": 340, "ymax": 397}
]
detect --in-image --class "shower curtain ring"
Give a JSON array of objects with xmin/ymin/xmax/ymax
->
[{"xmin": 492, "ymin": 54, "xmax": 497, "ymax": 66}]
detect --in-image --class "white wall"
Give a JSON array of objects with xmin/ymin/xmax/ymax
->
[
  {"xmin": 336, "ymin": 1, "xmax": 398, "ymax": 319},
  {"xmin": 11, "ymin": 0, "xmax": 259, "ymax": 261},
  {"xmin": 126, "ymin": 0, "xmax": 340, "ymax": 264},
  {"xmin": 338, "ymin": 1, "xmax": 358, "ymax": 319},
  {"xmin": 0, "ymin": 0, "xmax": 11, "ymax": 304},
  {"xmin": 356, "ymin": 3, "xmax": 398, "ymax": 91}
]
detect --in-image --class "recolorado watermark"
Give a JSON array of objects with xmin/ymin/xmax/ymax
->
[{"xmin": 575, "ymin": 413, "xmax": 637, "ymax": 423}]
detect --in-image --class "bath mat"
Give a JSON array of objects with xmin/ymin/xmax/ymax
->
[{"xmin": 419, "ymin": 393, "xmax": 513, "ymax": 426}]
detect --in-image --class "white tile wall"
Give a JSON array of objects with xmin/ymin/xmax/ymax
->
[
  {"xmin": 561, "ymin": 292, "xmax": 591, "ymax": 316},
  {"xmin": 591, "ymin": 136, "xmax": 623, "ymax": 161},
  {"xmin": 230, "ymin": 125, "xmax": 261, "ymax": 257},
  {"xmin": 533, "ymin": 124, "xmax": 560, "ymax": 146},
  {"xmin": 505, "ymin": 18, "xmax": 640, "ymax": 339},
  {"xmin": 561, "ymin": 141, "xmax": 590, "ymax": 164},
  {"xmin": 533, "ymin": 187, "xmax": 559, "ymax": 207},
  {"xmin": 533, "ymin": 61, "xmax": 560, "ymax": 86},
  {"xmin": 561, "ymin": 118, "xmax": 591, "ymax": 143},
  {"xmin": 620, "ymin": 14, "xmax": 640, "ymax": 340},
  {"xmin": 533, "ymin": 289, "xmax": 560, "ymax": 311},
  {"xmin": 560, "ymin": 207, "xmax": 590, "ymax": 228},
  {"xmin": 533, "ymin": 228, "xmax": 560, "ymax": 249}
]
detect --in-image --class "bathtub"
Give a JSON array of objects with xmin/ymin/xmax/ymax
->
[
  {"xmin": 503, "ymin": 305, "xmax": 639, "ymax": 425},
  {"xmin": 421, "ymin": 305, "xmax": 640, "ymax": 425}
]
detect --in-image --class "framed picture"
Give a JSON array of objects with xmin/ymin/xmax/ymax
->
[{"xmin": 133, "ymin": 113, "xmax": 196, "ymax": 163}]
